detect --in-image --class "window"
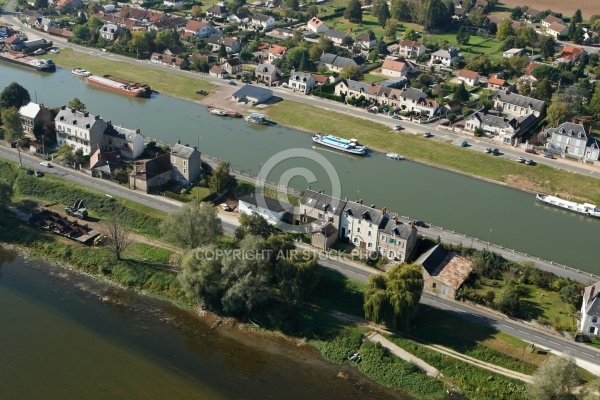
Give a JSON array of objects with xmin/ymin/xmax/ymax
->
[
  {"xmin": 590, "ymin": 327, "xmax": 596, "ymax": 334},
  {"xmin": 381, "ymin": 235, "xmax": 386, "ymax": 241},
  {"xmin": 183, "ymin": 160, "xmax": 187, "ymax": 167},
  {"xmin": 367, "ymin": 243, "xmax": 371, "ymax": 248},
  {"xmin": 357, "ymin": 227, "xmax": 360, "ymax": 233},
  {"xmin": 593, "ymin": 316, "xmax": 598, "ymax": 324},
  {"xmin": 318, "ymin": 213, "xmax": 323, "ymax": 219},
  {"xmin": 353, "ymin": 238, "xmax": 358, "ymax": 243},
  {"xmin": 432, "ymin": 283, "xmax": 436, "ymax": 288},
  {"xmin": 183, "ymin": 168, "xmax": 187, "ymax": 175}
]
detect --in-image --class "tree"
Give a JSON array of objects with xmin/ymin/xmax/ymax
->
[
  {"xmin": 72, "ymin": 25, "xmax": 91, "ymax": 43},
  {"xmin": 372, "ymin": 0, "xmax": 390, "ymax": 27},
  {"xmin": 218, "ymin": 44, "xmax": 228, "ymax": 58},
  {"xmin": 402, "ymin": 28, "xmax": 418, "ymax": 41},
  {"xmin": 454, "ymin": 83, "xmax": 469, "ymax": 102},
  {"xmin": 160, "ymin": 202, "xmax": 222, "ymax": 249},
  {"xmin": 546, "ymin": 102, "xmax": 571, "ymax": 127},
  {"xmin": 0, "ymin": 82, "xmax": 30, "ymax": 111},
  {"xmin": 573, "ymin": 26, "xmax": 584, "ymax": 45},
  {"xmin": 235, "ymin": 212, "xmax": 275, "ymax": 239},
  {"xmin": 307, "ymin": 5, "xmax": 319, "ymax": 18},
  {"xmin": 340, "ymin": 65, "xmax": 363, "ymax": 80},
  {"xmin": 468, "ymin": 8, "xmax": 486, "ymax": 27},
  {"xmin": 384, "ymin": 18, "xmax": 399, "ymax": 38},
  {"xmin": 527, "ymin": 355, "xmax": 580, "ymax": 400},
  {"xmin": 179, "ymin": 246, "xmax": 225, "ymax": 310},
  {"xmin": 496, "ymin": 285, "xmax": 521, "ymax": 316},
  {"xmin": 87, "ymin": 16, "xmax": 103, "ymax": 35},
  {"xmin": 539, "ymin": 36, "xmax": 556, "ymax": 59},
  {"xmin": 577, "ymin": 78, "xmax": 593, "ymax": 103},
  {"xmin": 559, "ymin": 282, "xmax": 581, "ymax": 308},
  {"xmin": 456, "ymin": 26, "xmax": 470, "ymax": 45},
  {"xmin": 364, "ymin": 263, "xmax": 424, "ymax": 329},
  {"xmin": 573, "ymin": 9, "xmax": 583, "ymax": 25},
  {"xmin": 391, "ymin": 0, "xmax": 411, "ymax": 21},
  {"xmin": 344, "ymin": 0, "xmax": 363, "ymax": 23},
  {"xmin": 278, "ymin": 251, "xmax": 320, "ymax": 307},
  {"xmin": 496, "ymin": 19, "xmax": 515, "ymax": 41},
  {"xmin": 112, "ymin": 168, "xmax": 129, "ymax": 184},
  {"xmin": 155, "ymin": 30, "xmax": 180, "ymax": 52},
  {"xmin": 191, "ymin": 5, "xmax": 203, "ymax": 17},
  {"xmin": 422, "ymin": 0, "xmax": 451, "ymax": 32},
  {"xmin": 283, "ymin": 0, "xmax": 299, "ymax": 10},
  {"xmin": 531, "ymin": 78, "xmax": 553, "ymax": 103},
  {"xmin": 67, "ymin": 97, "xmax": 86, "ymax": 112},
  {"xmin": 130, "ymin": 31, "xmax": 150, "ymax": 56},
  {"xmin": 588, "ymin": 84, "xmax": 600, "ymax": 125},
  {"xmin": 34, "ymin": 0, "xmax": 48, "ymax": 9},
  {"xmin": 1, "ymin": 107, "xmax": 23, "ymax": 143},
  {"xmin": 580, "ymin": 379, "xmax": 600, "ymax": 400},
  {"xmin": 532, "ymin": 64, "xmax": 559, "ymax": 82},
  {"xmin": 104, "ymin": 207, "xmax": 132, "ymax": 261},
  {"xmin": 516, "ymin": 26, "xmax": 537, "ymax": 47},
  {"xmin": 209, "ymin": 160, "xmax": 230, "ymax": 193}
]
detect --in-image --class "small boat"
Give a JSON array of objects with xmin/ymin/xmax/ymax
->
[
  {"xmin": 244, "ymin": 113, "xmax": 269, "ymax": 124},
  {"xmin": 536, "ymin": 194, "xmax": 600, "ymax": 218},
  {"xmin": 312, "ymin": 134, "xmax": 367, "ymax": 156},
  {"xmin": 386, "ymin": 153, "xmax": 404, "ymax": 160},
  {"xmin": 210, "ymin": 108, "xmax": 228, "ymax": 116},
  {"xmin": 72, "ymin": 67, "xmax": 92, "ymax": 77}
]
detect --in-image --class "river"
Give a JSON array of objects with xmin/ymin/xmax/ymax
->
[
  {"xmin": 0, "ymin": 247, "xmax": 402, "ymax": 399},
  {"xmin": 1, "ymin": 64, "xmax": 599, "ymax": 274}
]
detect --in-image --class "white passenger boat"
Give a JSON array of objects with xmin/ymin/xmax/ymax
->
[
  {"xmin": 536, "ymin": 194, "xmax": 600, "ymax": 218},
  {"xmin": 210, "ymin": 108, "xmax": 228, "ymax": 116},
  {"xmin": 386, "ymin": 153, "xmax": 404, "ymax": 160},
  {"xmin": 312, "ymin": 134, "xmax": 367, "ymax": 156},
  {"xmin": 72, "ymin": 68, "xmax": 92, "ymax": 77}
]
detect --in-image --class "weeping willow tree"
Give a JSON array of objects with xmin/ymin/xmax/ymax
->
[{"xmin": 364, "ymin": 264, "xmax": 423, "ymax": 330}]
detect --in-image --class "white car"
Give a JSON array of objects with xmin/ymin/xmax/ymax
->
[
  {"xmin": 220, "ymin": 203, "xmax": 231, "ymax": 211},
  {"xmin": 39, "ymin": 161, "xmax": 51, "ymax": 167},
  {"xmin": 49, "ymin": 48, "xmax": 59, "ymax": 54}
]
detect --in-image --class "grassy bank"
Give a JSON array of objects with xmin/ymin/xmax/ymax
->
[
  {"xmin": 48, "ymin": 49, "xmax": 215, "ymax": 100},
  {"xmin": 264, "ymin": 100, "xmax": 600, "ymax": 205}
]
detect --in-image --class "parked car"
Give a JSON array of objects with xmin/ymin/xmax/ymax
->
[
  {"xmin": 414, "ymin": 220, "xmax": 428, "ymax": 228},
  {"xmin": 393, "ymin": 125, "xmax": 403, "ymax": 131},
  {"xmin": 423, "ymin": 132, "xmax": 433, "ymax": 138},
  {"xmin": 484, "ymin": 148, "xmax": 492, "ymax": 154},
  {"xmin": 242, "ymin": 78, "xmax": 250, "ymax": 83},
  {"xmin": 228, "ymin": 80, "xmax": 236, "ymax": 85},
  {"xmin": 32, "ymin": 48, "xmax": 45, "ymax": 55},
  {"xmin": 25, "ymin": 168, "xmax": 34, "ymax": 175},
  {"xmin": 49, "ymin": 48, "xmax": 59, "ymax": 54},
  {"xmin": 39, "ymin": 161, "xmax": 51, "ymax": 167},
  {"xmin": 525, "ymin": 148, "xmax": 537, "ymax": 154},
  {"xmin": 525, "ymin": 159, "xmax": 536, "ymax": 165},
  {"xmin": 517, "ymin": 157, "xmax": 525, "ymax": 163},
  {"xmin": 544, "ymin": 153, "xmax": 554, "ymax": 159},
  {"xmin": 492, "ymin": 148, "xmax": 500, "ymax": 155},
  {"xmin": 460, "ymin": 140, "xmax": 468, "ymax": 147},
  {"xmin": 392, "ymin": 114, "xmax": 401, "ymax": 120},
  {"xmin": 34, "ymin": 170, "xmax": 43, "ymax": 177},
  {"xmin": 220, "ymin": 203, "xmax": 231, "ymax": 211}
]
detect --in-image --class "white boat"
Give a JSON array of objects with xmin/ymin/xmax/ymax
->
[
  {"xmin": 312, "ymin": 134, "xmax": 367, "ymax": 156},
  {"xmin": 72, "ymin": 68, "xmax": 92, "ymax": 77},
  {"xmin": 386, "ymin": 153, "xmax": 404, "ymax": 160},
  {"xmin": 244, "ymin": 113, "xmax": 268, "ymax": 124},
  {"xmin": 210, "ymin": 108, "xmax": 228, "ymax": 116},
  {"xmin": 536, "ymin": 194, "xmax": 600, "ymax": 218}
]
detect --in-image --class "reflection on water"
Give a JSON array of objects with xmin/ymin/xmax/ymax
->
[{"xmin": 0, "ymin": 247, "xmax": 404, "ymax": 400}]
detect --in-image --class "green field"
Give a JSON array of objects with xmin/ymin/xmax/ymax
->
[
  {"xmin": 363, "ymin": 73, "xmax": 388, "ymax": 83},
  {"xmin": 47, "ymin": 49, "xmax": 216, "ymax": 100},
  {"xmin": 424, "ymin": 32, "xmax": 505, "ymax": 61}
]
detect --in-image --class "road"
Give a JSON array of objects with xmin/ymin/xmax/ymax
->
[{"xmin": 2, "ymin": 146, "xmax": 600, "ymax": 374}]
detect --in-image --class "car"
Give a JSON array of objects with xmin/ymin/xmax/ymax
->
[
  {"xmin": 220, "ymin": 203, "xmax": 231, "ymax": 211},
  {"xmin": 460, "ymin": 140, "xmax": 468, "ymax": 147},
  {"xmin": 34, "ymin": 170, "xmax": 43, "ymax": 177},
  {"xmin": 525, "ymin": 148, "xmax": 537, "ymax": 154},
  {"xmin": 517, "ymin": 157, "xmax": 525, "ymax": 163},
  {"xmin": 25, "ymin": 168, "xmax": 34, "ymax": 175},
  {"xmin": 393, "ymin": 125, "xmax": 403, "ymax": 131},
  {"xmin": 228, "ymin": 80, "xmax": 236, "ymax": 85},
  {"xmin": 280, "ymin": 82, "xmax": 288, "ymax": 87},
  {"xmin": 525, "ymin": 159, "xmax": 535, "ymax": 165},
  {"xmin": 423, "ymin": 132, "xmax": 433, "ymax": 138},
  {"xmin": 492, "ymin": 148, "xmax": 500, "ymax": 155},
  {"xmin": 39, "ymin": 161, "xmax": 51, "ymax": 167},
  {"xmin": 49, "ymin": 48, "xmax": 59, "ymax": 54},
  {"xmin": 392, "ymin": 114, "xmax": 401, "ymax": 120},
  {"xmin": 544, "ymin": 153, "xmax": 554, "ymax": 159},
  {"xmin": 242, "ymin": 78, "xmax": 250, "ymax": 83},
  {"xmin": 414, "ymin": 220, "xmax": 428, "ymax": 228},
  {"xmin": 33, "ymin": 48, "xmax": 46, "ymax": 55},
  {"xmin": 101, "ymin": 48, "xmax": 107, "ymax": 52},
  {"xmin": 484, "ymin": 148, "xmax": 492, "ymax": 154}
]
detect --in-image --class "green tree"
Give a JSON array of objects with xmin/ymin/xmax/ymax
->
[
  {"xmin": 422, "ymin": 0, "xmax": 450, "ymax": 32},
  {"xmin": 527, "ymin": 355, "xmax": 580, "ymax": 400},
  {"xmin": 531, "ymin": 78, "xmax": 553, "ymax": 103},
  {"xmin": 72, "ymin": 25, "xmax": 91, "ymax": 43},
  {"xmin": 573, "ymin": 26, "xmax": 584, "ymax": 45},
  {"xmin": 364, "ymin": 263, "xmax": 424, "ymax": 330},
  {"xmin": 532, "ymin": 64, "xmax": 559, "ymax": 82},
  {"xmin": 340, "ymin": 65, "xmax": 363, "ymax": 80},
  {"xmin": 559, "ymin": 282, "xmax": 581, "ymax": 308},
  {"xmin": 580, "ymin": 379, "xmax": 600, "ymax": 400},
  {"xmin": 67, "ymin": 97, "xmax": 86, "ymax": 112},
  {"xmin": 306, "ymin": 5, "xmax": 319, "ymax": 18},
  {"xmin": 130, "ymin": 30, "xmax": 150, "ymax": 56},
  {"xmin": 578, "ymin": 78, "xmax": 593, "ymax": 103},
  {"xmin": 112, "ymin": 168, "xmax": 129, "ymax": 184},
  {"xmin": 155, "ymin": 30, "xmax": 180, "ymax": 52},
  {"xmin": 454, "ymin": 83, "xmax": 469, "ymax": 102},
  {"xmin": 278, "ymin": 251, "xmax": 321, "ymax": 307},
  {"xmin": 588, "ymin": 84, "xmax": 600, "ymax": 126},
  {"xmin": 465, "ymin": 56, "xmax": 492, "ymax": 75},
  {"xmin": 209, "ymin": 160, "xmax": 230, "ymax": 193},
  {"xmin": 456, "ymin": 26, "xmax": 470, "ymax": 45},
  {"xmin": 0, "ymin": 107, "xmax": 23, "ymax": 143},
  {"xmin": 402, "ymin": 28, "xmax": 418, "ymax": 41},
  {"xmin": 179, "ymin": 246, "xmax": 225, "ymax": 310},
  {"xmin": 57, "ymin": 144, "xmax": 75, "ymax": 164},
  {"xmin": 516, "ymin": 26, "xmax": 538, "ymax": 47},
  {"xmin": 34, "ymin": 0, "xmax": 48, "ymax": 9},
  {"xmin": 372, "ymin": 0, "xmax": 390, "ymax": 27},
  {"xmin": 384, "ymin": 18, "xmax": 399, "ymax": 38},
  {"xmin": 160, "ymin": 202, "xmax": 222, "ymax": 249},
  {"xmin": 0, "ymin": 82, "xmax": 30, "ymax": 111},
  {"xmin": 87, "ymin": 16, "xmax": 103, "ymax": 34},
  {"xmin": 391, "ymin": 0, "xmax": 411, "ymax": 21},
  {"xmin": 235, "ymin": 212, "xmax": 275, "ymax": 239},
  {"xmin": 539, "ymin": 36, "xmax": 556, "ymax": 58},
  {"xmin": 546, "ymin": 101, "xmax": 571, "ymax": 127},
  {"xmin": 218, "ymin": 44, "xmax": 228, "ymax": 58},
  {"xmin": 344, "ymin": 0, "xmax": 363, "ymax": 23},
  {"xmin": 191, "ymin": 5, "xmax": 202, "ymax": 17},
  {"xmin": 496, "ymin": 19, "xmax": 516, "ymax": 40},
  {"xmin": 468, "ymin": 8, "xmax": 486, "ymax": 27},
  {"xmin": 496, "ymin": 285, "xmax": 521, "ymax": 316}
]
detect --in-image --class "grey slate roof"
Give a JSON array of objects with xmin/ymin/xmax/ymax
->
[
  {"xmin": 253, "ymin": 14, "xmax": 272, "ymax": 22},
  {"xmin": 379, "ymin": 217, "xmax": 415, "ymax": 239},
  {"xmin": 584, "ymin": 283, "xmax": 600, "ymax": 315},
  {"xmin": 494, "ymin": 89, "xmax": 546, "ymax": 113},
  {"xmin": 319, "ymin": 52, "xmax": 338, "ymax": 65},
  {"xmin": 401, "ymin": 87, "xmax": 425, "ymax": 101},
  {"xmin": 319, "ymin": 53, "xmax": 364, "ymax": 69},
  {"xmin": 344, "ymin": 79, "xmax": 370, "ymax": 93},
  {"xmin": 104, "ymin": 124, "xmax": 141, "ymax": 142},
  {"xmin": 232, "ymin": 84, "xmax": 272, "ymax": 99},
  {"xmin": 255, "ymin": 62, "xmax": 278, "ymax": 74},
  {"xmin": 55, "ymin": 108, "xmax": 105, "ymax": 131},
  {"xmin": 355, "ymin": 31, "xmax": 376, "ymax": 42},
  {"xmin": 325, "ymin": 29, "xmax": 349, "ymax": 40},
  {"xmin": 239, "ymin": 193, "xmax": 291, "ymax": 213},
  {"xmin": 545, "ymin": 122, "xmax": 599, "ymax": 147},
  {"xmin": 301, "ymin": 189, "xmax": 347, "ymax": 216},
  {"xmin": 415, "ymin": 244, "xmax": 448, "ymax": 276},
  {"xmin": 343, "ymin": 201, "xmax": 388, "ymax": 228},
  {"xmin": 171, "ymin": 143, "xmax": 196, "ymax": 159},
  {"xmin": 467, "ymin": 110, "xmax": 514, "ymax": 129}
]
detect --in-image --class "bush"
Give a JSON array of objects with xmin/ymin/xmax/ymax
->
[{"xmin": 316, "ymin": 328, "xmax": 363, "ymax": 363}]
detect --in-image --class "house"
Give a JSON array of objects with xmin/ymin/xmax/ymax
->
[
  {"xmin": 184, "ymin": 20, "xmax": 216, "ymax": 38},
  {"xmin": 54, "ymin": 0, "xmax": 83, "ymax": 13},
  {"xmin": 340, "ymin": 201, "xmax": 388, "ymax": 254},
  {"xmin": 255, "ymin": 63, "xmax": 281, "ymax": 84},
  {"xmin": 99, "ymin": 24, "xmax": 123, "ymax": 42},
  {"xmin": 209, "ymin": 65, "xmax": 226, "ymax": 78},
  {"xmin": 394, "ymin": 87, "xmax": 427, "ymax": 113},
  {"xmin": 46, "ymin": 27, "xmax": 73, "ymax": 39},
  {"xmin": 18, "ymin": 102, "xmax": 52, "ymax": 135},
  {"xmin": 442, "ymin": 99, "xmax": 462, "ymax": 115},
  {"xmin": 465, "ymin": 109, "xmax": 518, "ymax": 141},
  {"xmin": 487, "ymin": 75, "xmax": 511, "ymax": 90},
  {"xmin": 129, "ymin": 153, "xmax": 172, "ymax": 193},
  {"xmin": 556, "ymin": 45, "xmax": 585, "ymax": 63},
  {"xmin": 544, "ymin": 122, "xmax": 600, "ymax": 162},
  {"xmin": 299, "ymin": 189, "xmax": 347, "ymax": 234},
  {"xmin": 494, "ymin": 89, "xmax": 546, "ymax": 119},
  {"xmin": 334, "ymin": 79, "xmax": 370, "ymax": 99},
  {"xmin": 206, "ymin": 35, "xmax": 241, "ymax": 53},
  {"xmin": 252, "ymin": 14, "xmax": 275, "ymax": 31},
  {"xmin": 34, "ymin": 17, "xmax": 55, "ymax": 31},
  {"xmin": 306, "ymin": 16, "xmax": 328, "ymax": 33},
  {"xmin": 312, "ymin": 74, "xmax": 331, "ymax": 86},
  {"xmin": 524, "ymin": 7, "xmax": 542, "ymax": 21},
  {"xmin": 288, "ymin": 71, "xmax": 316, "ymax": 93},
  {"xmin": 503, "ymin": 48, "xmax": 523, "ymax": 58},
  {"xmin": 377, "ymin": 217, "xmax": 418, "ymax": 263},
  {"xmin": 583, "ymin": 29, "xmax": 598, "ymax": 44},
  {"xmin": 324, "ymin": 29, "xmax": 349, "ymax": 45},
  {"xmin": 415, "ymin": 98, "xmax": 439, "ymax": 118},
  {"xmin": 318, "ymin": 53, "xmax": 365, "ymax": 72},
  {"xmin": 580, "ymin": 283, "xmax": 600, "ymax": 337},
  {"xmin": 55, "ymin": 106, "xmax": 107, "ymax": 155},
  {"xmin": 268, "ymin": 44, "xmax": 287, "ymax": 62},
  {"xmin": 416, "ymin": 244, "xmax": 473, "ymax": 299},
  {"xmin": 163, "ymin": 0, "xmax": 183, "ymax": 6},
  {"xmin": 396, "ymin": 40, "xmax": 426, "ymax": 58},
  {"xmin": 206, "ymin": 4, "xmax": 228, "ymax": 18},
  {"xmin": 227, "ymin": 11, "xmax": 249, "ymax": 24},
  {"xmin": 381, "ymin": 59, "xmax": 408, "ymax": 78},
  {"xmin": 541, "ymin": 15, "xmax": 565, "ymax": 28},
  {"xmin": 453, "ymin": 7, "xmax": 467, "ymax": 20},
  {"xmin": 238, "ymin": 193, "xmax": 293, "ymax": 226},
  {"xmin": 232, "ymin": 84, "xmax": 273, "ymax": 104},
  {"xmin": 89, "ymin": 149, "xmax": 120, "ymax": 179},
  {"xmin": 473, "ymin": 0, "xmax": 488, "ymax": 10},
  {"xmin": 354, "ymin": 31, "xmax": 377, "ymax": 49},
  {"xmin": 545, "ymin": 22, "xmax": 568, "ymax": 38},
  {"xmin": 170, "ymin": 143, "xmax": 201, "ymax": 186},
  {"xmin": 102, "ymin": 123, "xmax": 146, "ymax": 160},
  {"xmin": 269, "ymin": 27, "xmax": 294, "ymax": 39},
  {"xmin": 150, "ymin": 52, "xmax": 189, "ymax": 69},
  {"xmin": 309, "ymin": 221, "xmax": 338, "ymax": 250},
  {"xmin": 457, "ymin": 69, "xmax": 480, "ymax": 87},
  {"xmin": 429, "ymin": 48, "xmax": 458, "ymax": 67},
  {"xmin": 222, "ymin": 57, "xmax": 242, "ymax": 75}
]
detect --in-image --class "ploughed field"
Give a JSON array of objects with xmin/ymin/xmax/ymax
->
[{"xmin": 498, "ymin": 0, "xmax": 595, "ymax": 18}]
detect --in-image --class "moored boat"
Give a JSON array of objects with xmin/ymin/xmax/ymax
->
[
  {"xmin": 535, "ymin": 194, "xmax": 600, "ymax": 218},
  {"xmin": 0, "ymin": 50, "xmax": 55, "ymax": 72},
  {"xmin": 244, "ymin": 113, "xmax": 269, "ymax": 125},
  {"xmin": 386, "ymin": 153, "xmax": 404, "ymax": 160},
  {"xmin": 85, "ymin": 74, "xmax": 150, "ymax": 97},
  {"xmin": 210, "ymin": 108, "xmax": 228, "ymax": 116},
  {"xmin": 312, "ymin": 134, "xmax": 368, "ymax": 156},
  {"xmin": 72, "ymin": 67, "xmax": 92, "ymax": 77}
]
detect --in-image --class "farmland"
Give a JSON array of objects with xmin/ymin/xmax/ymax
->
[{"xmin": 497, "ymin": 0, "xmax": 596, "ymax": 18}]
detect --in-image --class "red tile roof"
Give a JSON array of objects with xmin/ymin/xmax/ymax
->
[
  {"xmin": 382, "ymin": 59, "xmax": 407, "ymax": 72},
  {"xmin": 488, "ymin": 76, "xmax": 506, "ymax": 86},
  {"xmin": 459, "ymin": 69, "xmax": 479, "ymax": 79}
]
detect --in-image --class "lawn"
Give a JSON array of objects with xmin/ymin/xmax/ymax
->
[
  {"xmin": 326, "ymin": 14, "xmax": 423, "ymax": 40},
  {"xmin": 424, "ymin": 32, "xmax": 504, "ymax": 61},
  {"xmin": 363, "ymin": 73, "xmax": 388, "ymax": 83},
  {"xmin": 47, "ymin": 49, "xmax": 216, "ymax": 100},
  {"xmin": 264, "ymin": 100, "xmax": 600, "ymax": 205}
]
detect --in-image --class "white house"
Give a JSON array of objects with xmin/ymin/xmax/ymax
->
[
  {"xmin": 354, "ymin": 31, "xmax": 377, "ymax": 49},
  {"xmin": 541, "ymin": 15, "xmax": 565, "ymax": 28},
  {"xmin": 465, "ymin": 109, "xmax": 516, "ymax": 139},
  {"xmin": 206, "ymin": 4, "xmax": 227, "ymax": 18},
  {"xmin": 232, "ymin": 84, "xmax": 273, "ymax": 104},
  {"xmin": 267, "ymin": 44, "xmax": 287, "ymax": 62},
  {"xmin": 545, "ymin": 22, "xmax": 568, "ymax": 38},
  {"xmin": 429, "ymin": 48, "xmax": 457, "ymax": 67},
  {"xmin": 306, "ymin": 16, "xmax": 328, "ymax": 33},
  {"xmin": 377, "ymin": 216, "xmax": 418, "ymax": 262},
  {"xmin": 288, "ymin": 71, "xmax": 316, "ymax": 93},
  {"xmin": 103, "ymin": 123, "xmax": 146, "ymax": 160},
  {"xmin": 494, "ymin": 89, "xmax": 546, "ymax": 119},
  {"xmin": 580, "ymin": 282, "xmax": 600, "ymax": 337},
  {"xmin": 251, "ymin": 14, "xmax": 275, "ymax": 31},
  {"xmin": 457, "ymin": 69, "xmax": 480, "ymax": 87},
  {"xmin": 227, "ymin": 11, "xmax": 249, "ymax": 24},
  {"xmin": 340, "ymin": 201, "xmax": 388, "ymax": 254},
  {"xmin": 163, "ymin": 0, "xmax": 183, "ymax": 6},
  {"xmin": 55, "ymin": 106, "xmax": 107, "ymax": 156},
  {"xmin": 238, "ymin": 193, "xmax": 291, "ymax": 226},
  {"xmin": 381, "ymin": 59, "xmax": 408, "ymax": 78},
  {"xmin": 184, "ymin": 20, "xmax": 216, "ymax": 38},
  {"xmin": 396, "ymin": 39, "xmax": 426, "ymax": 58},
  {"xmin": 18, "ymin": 102, "xmax": 52, "ymax": 135},
  {"xmin": 324, "ymin": 29, "xmax": 349, "ymax": 45},
  {"xmin": 502, "ymin": 48, "xmax": 523, "ymax": 58},
  {"xmin": 318, "ymin": 53, "xmax": 365, "ymax": 72},
  {"xmin": 99, "ymin": 23, "xmax": 122, "ymax": 42},
  {"xmin": 544, "ymin": 122, "xmax": 600, "ymax": 162}
]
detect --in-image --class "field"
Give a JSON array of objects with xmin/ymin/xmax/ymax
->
[
  {"xmin": 496, "ymin": 0, "xmax": 596, "ymax": 18},
  {"xmin": 47, "ymin": 49, "xmax": 216, "ymax": 100}
]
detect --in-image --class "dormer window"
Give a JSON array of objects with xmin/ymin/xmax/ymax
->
[{"xmin": 72, "ymin": 120, "xmax": 77, "ymax": 125}]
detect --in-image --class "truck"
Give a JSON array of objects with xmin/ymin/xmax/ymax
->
[{"xmin": 65, "ymin": 199, "xmax": 88, "ymax": 220}]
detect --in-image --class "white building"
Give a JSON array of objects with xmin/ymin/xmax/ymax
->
[
  {"xmin": 288, "ymin": 71, "xmax": 316, "ymax": 93},
  {"xmin": 457, "ymin": 69, "xmax": 480, "ymax": 87},
  {"xmin": 340, "ymin": 201, "xmax": 388, "ymax": 254},
  {"xmin": 493, "ymin": 89, "xmax": 546, "ymax": 119},
  {"xmin": 396, "ymin": 39, "xmax": 426, "ymax": 58},
  {"xmin": 103, "ymin": 123, "xmax": 146, "ymax": 159},
  {"xmin": 580, "ymin": 282, "xmax": 600, "ymax": 337},
  {"xmin": 55, "ymin": 106, "xmax": 107, "ymax": 155},
  {"xmin": 429, "ymin": 48, "xmax": 458, "ymax": 67},
  {"xmin": 238, "ymin": 193, "xmax": 291, "ymax": 226},
  {"xmin": 381, "ymin": 59, "xmax": 408, "ymax": 78},
  {"xmin": 306, "ymin": 16, "xmax": 328, "ymax": 33},
  {"xmin": 544, "ymin": 122, "xmax": 600, "ymax": 162},
  {"xmin": 251, "ymin": 14, "xmax": 275, "ymax": 31}
]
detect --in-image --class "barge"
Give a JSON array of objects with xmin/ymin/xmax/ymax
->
[
  {"xmin": 0, "ymin": 50, "xmax": 55, "ymax": 71},
  {"xmin": 85, "ymin": 74, "xmax": 151, "ymax": 97},
  {"xmin": 312, "ymin": 134, "xmax": 368, "ymax": 156},
  {"xmin": 536, "ymin": 194, "xmax": 600, "ymax": 218}
]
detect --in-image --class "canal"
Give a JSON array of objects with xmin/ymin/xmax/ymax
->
[
  {"xmin": 1, "ymin": 64, "xmax": 599, "ymax": 274},
  {"xmin": 0, "ymin": 248, "xmax": 401, "ymax": 400}
]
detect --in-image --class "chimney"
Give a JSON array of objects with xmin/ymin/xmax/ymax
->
[
  {"xmin": 572, "ymin": 118, "xmax": 576, "ymax": 124},
  {"xmin": 345, "ymin": 197, "xmax": 348, "ymax": 201},
  {"xmin": 61, "ymin": 105, "xmax": 66, "ymax": 110},
  {"xmin": 71, "ymin": 108, "xmax": 76, "ymax": 113},
  {"xmin": 318, "ymin": 190, "xmax": 323, "ymax": 194},
  {"xmin": 590, "ymin": 285, "xmax": 596, "ymax": 304},
  {"xmin": 136, "ymin": 129, "xmax": 140, "ymax": 134},
  {"xmin": 382, "ymin": 207, "xmax": 387, "ymax": 214},
  {"xmin": 359, "ymin": 199, "xmax": 363, "ymax": 204},
  {"xmin": 83, "ymin": 112, "xmax": 89, "ymax": 117},
  {"xmin": 308, "ymin": 185, "xmax": 311, "ymax": 190},
  {"xmin": 193, "ymin": 146, "xmax": 197, "ymax": 151},
  {"xmin": 393, "ymin": 215, "xmax": 398, "ymax": 222},
  {"xmin": 94, "ymin": 115, "xmax": 99, "ymax": 120}
]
